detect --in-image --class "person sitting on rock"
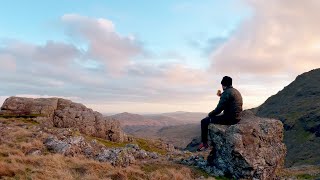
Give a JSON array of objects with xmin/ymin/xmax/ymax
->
[{"xmin": 198, "ymin": 76, "xmax": 243, "ymax": 151}]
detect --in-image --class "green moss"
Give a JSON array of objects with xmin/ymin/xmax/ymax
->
[
  {"xmin": 190, "ymin": 167, "xmax": 209, "ymax": 178},
  {"xmin": 297, "ymin": 174, "xmax": 319, "ymax": 179},
  {"xmin": 88, "ymin": 136, "xmax": 127, "ymax": 148},
  {"xmin": 294, "ymin": 127, "xmax": 313, "ymax": 143},
  {"xmin": 215, "ymin": 176, "xmax": 233, "ymax": 180},
  {"xmin": 19, "ymin": 118, "xmax": 39, "ymax": 125},
  {"xmin": 141, "ymin": 163, "xmax": 160, "ymax": 173},
  {"xmin": 135, "ymin": 138, "xmax": 166, "ymax": 155},
  {"xmin": 1, "ymin": 118, "xmax": 39, "ymax": 125},
  {"xmin": 0, "ymin": 114, "xmax": 44, "ymax": 119}
]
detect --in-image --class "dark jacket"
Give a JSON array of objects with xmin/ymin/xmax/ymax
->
[{"xmin": 208, "ymin": 86, "xmax": 243, "ymax": 120}]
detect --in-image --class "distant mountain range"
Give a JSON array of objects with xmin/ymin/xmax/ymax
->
[
  {"xmin": 109, "ymin": 111, "xmax": 206, "ymax": 148},
  {"xmin": 256, "ymin": 68, "xmax": 320, "ymax": 167}
]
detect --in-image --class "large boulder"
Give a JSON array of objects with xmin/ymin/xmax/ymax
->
[
  {"xmin": 0, "ymin": 97, "xmax": 126, "ymax": 142},
  {"xmin": 0, "ymin": 97, "xmax": 58, "ymax": 118},
  {"xmin": 207, "ymin": 111, "xmax": 286, "ymax": 179}
]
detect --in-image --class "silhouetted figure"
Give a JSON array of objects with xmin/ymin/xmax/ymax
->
[{"xmin": 198, "ymin": 76, "xmax": 243, "ymax": 151}]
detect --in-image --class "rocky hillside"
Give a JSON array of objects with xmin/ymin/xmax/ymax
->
[
  {"xmin": 0, "ymin": 97, "xmax": 318, "ymax": 179},
  {"xmin": 256, "ymin": 68, "xmax": 320, "ymax": 167}
]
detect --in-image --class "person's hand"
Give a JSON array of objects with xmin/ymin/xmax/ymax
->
[{"xmin": 217, "ymin": 90, "xmax": 222, "ymax": 97}]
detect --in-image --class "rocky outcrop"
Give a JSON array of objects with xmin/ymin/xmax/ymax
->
[
  {"xmin": 207, "ymin": 111, "xmax": 286, "ymax": 179},
  {"xmin": 43, "ymin": 135, "xmax": 159, "ymax": 167},
  {"xmin": 0, "ymin": 97, "xmax": 58, "ymax": 119},
  {"xmin": 0, "ymin": 97, "xmax": 125, "ymax": 142}
]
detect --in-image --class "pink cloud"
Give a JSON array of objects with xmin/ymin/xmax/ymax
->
[
  {"xmin": 62, "ymin": 14, "xmax": 143, "ymax": 76},
  {"xmin": 210, "ymin": 0, "xmax": 320, "ymax": 76}
]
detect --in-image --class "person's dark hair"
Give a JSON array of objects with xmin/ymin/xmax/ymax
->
[{"xmin": 221, "ymin": 76, "xmax": 232, "ymax": 87}]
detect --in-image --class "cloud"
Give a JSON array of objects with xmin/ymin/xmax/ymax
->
[
  {"xmin": 0, "ymin": 53, "xmax": 16, "ymax": 71},
  {"xmin": 210, "ymin": 0, "xmax": 320, "ymax": 76},
  {"xmin": 0, "ymin": 40, "xmax": 80, "ymax": 66},
  {"xmin": 0, "ymin": 13, "xmax": 221, "ymax": 113},
  {"xmin": 61, "ymin": 14, "xmax": 143, "ymax": 75},
  {"xmin": 33, "ymin": 41, "xmax": 80, "ymax": 65}
]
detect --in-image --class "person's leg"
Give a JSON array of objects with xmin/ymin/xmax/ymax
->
[
  {"xmin": 211, "ymin": 114, "xmax": 237, "ymax": 125},
  {"xmin": 200, "ymin": 116, "xmax": 211, "ymax": 144}
]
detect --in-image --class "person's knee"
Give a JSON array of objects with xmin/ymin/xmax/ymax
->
[{"xmin": 201, "ymin": 117, "xmax": 210, "ymax": 125}]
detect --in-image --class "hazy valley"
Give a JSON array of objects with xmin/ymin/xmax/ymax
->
[{"xmin": 110, "ymin": 112, "xmax": 204, "ymax": 148}]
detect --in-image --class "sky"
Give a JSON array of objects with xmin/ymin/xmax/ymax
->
[{"xmin": 0, "ymin": 0, "xmax": 319, "ymax": 114}]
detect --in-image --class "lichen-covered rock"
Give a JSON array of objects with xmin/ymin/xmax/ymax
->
[
  {"xmin": 94, "ymin": 144, "xmax": 161, "ymax": 167},
  {"xmin": 44, "ymin": 136, "xmax": 72, "ymax": 155},
  {"xmin": 0, "ymin": 97, "xmax": 126, "ymax": 142},
  {"xmin": 95, "ymin": 148, "xmax": 137, "ymax": 167},
  {"xmin": 207, "ymin": 110, "xmax": 286, "ymax": 179}
]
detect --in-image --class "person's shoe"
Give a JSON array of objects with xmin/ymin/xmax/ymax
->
[{"xmin": 197, "ymin": 143, "xmax": 209, "ymax": 151}]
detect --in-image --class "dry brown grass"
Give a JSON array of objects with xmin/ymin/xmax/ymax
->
[
  {"xmin": 0, "ymin": 154, "xmax": 209, "ymax": 180},
  {"xmin": 19, "ymin": 139, "xmax": 44, "ymax": 154},
  {"xmin": 0, "ymin": 117, "xmax": 212, "ymax": 180},
  {"xmin": 0, "ymin": 161, "xmax": 22, "ymax": 177},
  {"xmin": 149, "ymin": 166, "xmax": 194, "ymax": 180},
  {"xmin": 278, "ymin": 165, "xmax": 320, "ymax": 179}
]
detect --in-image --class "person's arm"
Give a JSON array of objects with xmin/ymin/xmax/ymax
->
[{"xmin": 208, "ymin": 92, "xmax": 229, "ymax": 118}]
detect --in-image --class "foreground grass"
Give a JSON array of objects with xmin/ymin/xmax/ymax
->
[{"xmin": 0, "ymin": 117, "xmax": 214, "ymax": 180}]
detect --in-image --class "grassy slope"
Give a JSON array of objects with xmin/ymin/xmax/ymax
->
[{"xmin": 256, "ymin": 68, "xmax": 320, "ymax": 166}]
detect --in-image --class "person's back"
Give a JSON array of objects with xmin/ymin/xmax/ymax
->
[{"xmin": 221, "ymin": 86, "xmax": 243, "ymax": 121}]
